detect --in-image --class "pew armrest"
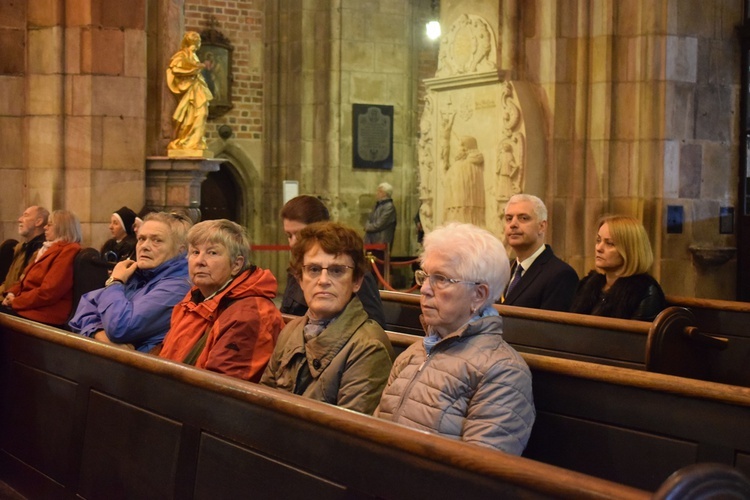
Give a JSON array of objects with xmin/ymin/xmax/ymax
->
[{"xmin": 682, "ymin": 326, "xmax": 729, "ymax": 350}]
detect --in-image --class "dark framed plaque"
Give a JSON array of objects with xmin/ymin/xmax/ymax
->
[
  {"xmin": 198, "ymin": 28, "xmax": 234, "ymax": 119},
  {"xmin": 353, "ymin": 104, "xmax": 393, "ymax": 169}
]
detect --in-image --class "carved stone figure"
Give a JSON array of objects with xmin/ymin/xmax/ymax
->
[
  {"xmin": 417, "ymin": 94, "xmax": 436, "ymax": 233},
  {"xmin": 167, "ymin": 31, "xmax": 214, "ymax": 156},
  {"xmin": 443, "ymin": 135, "xmax": 485, "ymax": 226},
  {"xmin": 497, "ymin": 142, "xmax": 521, "ymax": 194},
  {"xmin": 436, "ymin": 14, "xmax": 498, "ymax": 78}
]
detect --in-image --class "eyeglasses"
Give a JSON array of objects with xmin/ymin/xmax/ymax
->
[
  {"xmin": 414, "ymin": 270, "xmax": 482, "ymax": 290},
  {"xmin": 302, "ymin": 264, "xmax": 354, "ymax": 280}
]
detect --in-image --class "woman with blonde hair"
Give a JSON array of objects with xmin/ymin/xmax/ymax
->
[
  {"xmin": 570, "ymin": 215, "xmax": 666, "ymax": 321},
  {"xmin": 0, "ymin": 209, "xmax": 82, "ymax": 327}
]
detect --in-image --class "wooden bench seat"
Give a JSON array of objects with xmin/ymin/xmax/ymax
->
[{"xmin": 2, "ymin": 315, "xmax": 747, "ymax": 499}]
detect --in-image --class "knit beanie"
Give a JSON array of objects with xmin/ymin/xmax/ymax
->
[{"xmin": 113, "ymin": 206, "xmax": 138, "ymax": 236}]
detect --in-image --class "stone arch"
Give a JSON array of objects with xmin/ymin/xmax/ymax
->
[{"xmin": 208, "ymin": 142, "xmax": 260, "ymax": 241}]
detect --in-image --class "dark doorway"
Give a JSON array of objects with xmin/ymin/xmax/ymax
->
[{"xmin": 200, "ymin": 162, "xmax": 240, "ymax": 222}]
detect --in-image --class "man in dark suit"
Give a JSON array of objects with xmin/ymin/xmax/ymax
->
[{"xmin": 501, "ymin": 194, "xmax": 578, "ymax": 311}]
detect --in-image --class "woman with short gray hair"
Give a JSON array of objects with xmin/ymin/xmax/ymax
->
[{"xmin": 159, "ymin": 219, "xmax": 284, "ymax": 381}]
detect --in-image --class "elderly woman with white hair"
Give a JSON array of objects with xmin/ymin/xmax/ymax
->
[{"xmin": 375, "ymin": 222, "xmax": 535, "ymax": 455}]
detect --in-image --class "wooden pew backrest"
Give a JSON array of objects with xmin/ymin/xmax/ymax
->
[
  {"xmin": 667, "ymin": 295, "xmax": 750, "ymax": 387},
  {"xmin": 380, "ymin": 291, "xmax": 734, "ymax": 384},
  {"xmin": 0, "ymin": 315, "xmax": 653, "ymax": 500}
]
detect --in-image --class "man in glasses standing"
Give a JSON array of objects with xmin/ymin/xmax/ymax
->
[{"xmin": 261, "ymin": 222, "xmax": 395, "ymax": 415}]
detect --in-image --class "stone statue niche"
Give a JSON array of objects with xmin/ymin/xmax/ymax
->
[{"xmin": 417, "ymin": 13, "xmax": 543, "ymax": 239}]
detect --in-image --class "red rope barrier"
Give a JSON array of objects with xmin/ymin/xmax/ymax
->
[
  {"xmin": 368, "ymin": 257, "xmax": 420, "ymax": 293},
  {"xmin": 368, "ymin": 255, "xmax": 420, "ymax": 267}
]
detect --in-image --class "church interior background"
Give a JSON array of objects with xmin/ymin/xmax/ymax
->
[{"xmin": 0, "ymin": 0, "xmax": 746, "ymax": 300}]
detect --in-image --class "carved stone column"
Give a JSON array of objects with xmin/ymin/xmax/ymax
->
[{"xmin": 144, "ymin": 157, "xmax": 221, "ymax": 222}]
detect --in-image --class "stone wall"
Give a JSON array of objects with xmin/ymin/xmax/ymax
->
[
  {"xmin": 261, "ymin": 0, "xmax": 434, "ymax": 285},
  {"xmin": 518, "ymin": 0, "xmax": 741, "ymax": 299},
  {"xmin": 659, "ymin": 0, "xmax": 740, "ymax": 298},
  {"xmin": 0, "ymin": 1, "xmax": 147, "ymax": 249},
  {"xmin": 0, "ymin": 0, "xmax": 742, "ymax": 299}
]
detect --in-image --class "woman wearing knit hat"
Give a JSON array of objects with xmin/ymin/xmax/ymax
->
[{"xmin": 100, "ymin": 206, "xmax": 140, "ymax": 264}]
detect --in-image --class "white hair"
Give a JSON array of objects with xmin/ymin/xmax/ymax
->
[
  {"xmin": 506, "ymin": 194, "xmax": 548, "ymax": 222},
  {"xmin": 421, "ymin": 222, "xmax": 509, "ymax": 308},
  {"xmin": 378, "ymin": 182, "xmax": 393, "ymax": 197}
]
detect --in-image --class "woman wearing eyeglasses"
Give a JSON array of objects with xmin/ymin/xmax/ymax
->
[
  {"xmin": 260, "ymin": 221, "xmax": 395, "ymax": 415},
  {"xmin": 375, "ymin": 222, "xmax": 535, "ymax": 455}
]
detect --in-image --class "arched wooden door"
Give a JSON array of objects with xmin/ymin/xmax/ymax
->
[{"xmin": 200, "ymin": 162, "xmax": 240, "ymax": 222}]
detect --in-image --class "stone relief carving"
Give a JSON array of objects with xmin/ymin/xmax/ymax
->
[
  {"xmin": 444, "ymin": 134, "xmax": 486, "ymax": 227},
  {"xmin": 418, "ymin": 13, "xmax": 538, "ymax": 237},
  {"xmin": 436, "ymin": 14, "xmax": 498, "ymax": 78},
  {"xmin": 418, "ymin": 81, "xmax": 530, "ymax": 236},
  {"xmin": 494, "ymin": 81, "xmax": 525, "ymax": 215},
  {"xmin": 418, "ymin": 93, "xmax": 436, "ymax": 233}
]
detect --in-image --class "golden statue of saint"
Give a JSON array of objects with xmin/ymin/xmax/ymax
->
[{"xmin": 166, "ymin": 31, "xmax": 213, "ymax": 157}]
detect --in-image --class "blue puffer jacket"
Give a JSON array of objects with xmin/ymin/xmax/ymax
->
[
  {"xmin": 375, "ymin": 314, "xmax": 535, "ymax": 455},
  {"xmin": 69, "ymin": 254, "xmax": 190, "ymax": 352}
]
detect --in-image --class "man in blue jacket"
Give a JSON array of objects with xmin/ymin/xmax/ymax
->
[{"xmin": 69, "ymin": 212, "xmax": 192, "ymax": 352}]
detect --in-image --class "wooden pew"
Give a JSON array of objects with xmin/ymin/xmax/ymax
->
[
  {"xmin": 667, "ymin": 294, "xmax": 750, "ymax": 387},
  {"xmin": 385, "ymin": 331, "xmax": 750, "ymax": 492},
  {"xmin": 2, "ymin": 315, "xmax": 746, "ymax": 499},
  {"xmin": 380, "ymin": 290, "xmax": 725, "ymax": 383},
  {"xmin": 0, "ymin": 314, "xmax": 648, "ymax": 500}
]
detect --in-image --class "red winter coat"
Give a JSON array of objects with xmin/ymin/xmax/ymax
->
[
  {"xmin": 159, "ymin": 266, "xmax": 284, "ymax": 381},
  {"xmin": 7, "ymin": 240, "xmax": 81, "ymax": 325}
]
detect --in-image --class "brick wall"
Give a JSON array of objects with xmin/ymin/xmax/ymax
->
[{"xmin": 185, "ymin": 0, "xmax": 264, "ymax": 141}]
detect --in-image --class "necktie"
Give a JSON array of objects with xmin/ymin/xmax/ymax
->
[{"xmin": 506, "ymin": 264, "xmax": 524, "ymax": 296}]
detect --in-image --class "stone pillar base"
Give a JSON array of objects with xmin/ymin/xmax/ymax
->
[
  {"xmin": 145, "ymin": 156, "xmax": 222, "ymax": 222},
  {"xmin": 167, "ymin": 149, "xmax": 214, "ymax": 159}
]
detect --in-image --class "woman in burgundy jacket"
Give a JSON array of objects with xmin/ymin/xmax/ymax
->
[{"xmin": 1, "ymin": 209, "xmax": 82, "ymax": 327}]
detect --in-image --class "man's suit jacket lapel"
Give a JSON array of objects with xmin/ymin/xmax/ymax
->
[{"xmin": 505, "ymin": 246, "xmax": 552, "ymax": 302}]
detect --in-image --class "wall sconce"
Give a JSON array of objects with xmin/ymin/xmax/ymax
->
[{"xmin": 426, "ymin": 0, "xmax": 441, "ymax": 40}]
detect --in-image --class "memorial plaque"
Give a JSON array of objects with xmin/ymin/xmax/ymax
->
[{"xmin": 353, "ymin": 104, "xmax": 393, "ymax": 169}]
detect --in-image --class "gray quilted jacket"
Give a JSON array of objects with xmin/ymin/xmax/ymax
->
[{"xmin": 375, "ymin": 314, "xmax": 535, "ymax": 455}]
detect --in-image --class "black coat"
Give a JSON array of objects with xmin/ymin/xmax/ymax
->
[
  {"xmin": 570, "ymin": 270, "xmax": 666, "ymax": 322},
  {"xmin": 100, "ymin": 234, "xmax": 137, "ymax": 263},
  {"xmin": 502, "ymin": 245, "xmax": 579, "ymax": 312}
]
